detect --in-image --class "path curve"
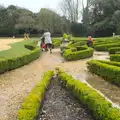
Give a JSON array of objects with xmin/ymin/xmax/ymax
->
[{"xmin": 0, "ymin": 48, "xmax": 120, "ymax": 120}]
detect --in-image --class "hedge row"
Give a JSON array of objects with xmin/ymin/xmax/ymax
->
[
  {"xmin": 110, "ymin": 54, "xmax": 120, "ymax": 62},
  {"xmin": 63, "ymin": 46, "xmax": 94, "ymax": 61},
  {"xmin": 56, "ymin": 68, "xmax": 120, "ymax": 120},
  {"xmin": 69, "ymin": 41, "xmax": 86, "ymax": 47},
  {"xmin": 0, "ymin": 42, "xmax": 40, "ymax": 73},
  {"xmin": 98, "ymin": 60, "xmax": 120, "ymax": 67},
  {"xmin": 94, "ymin": 43, "xmax": 120, "ymax": 51},
  {"xmin": 87, "ymin": 60, "xmax": 120, "ymax": 86},
  {"xmin": 52, "ymin": 39, "xmax": 61, "ymax": 48},
  {"xmin": 108, "ymin": 47, "xmax": 120, "ymax": 54},
  {"xmin": 17, "ymin": 71, "xmax": 54, "ymax": 120}
]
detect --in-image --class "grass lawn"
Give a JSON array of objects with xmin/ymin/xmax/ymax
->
[{"xmin": 0, "ymin": 40, "xmax": 32, "ymax": 59}]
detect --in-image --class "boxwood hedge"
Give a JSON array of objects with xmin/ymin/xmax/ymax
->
[
  {"xmin": 17, "ymin": 71, "xmax": 54, "ymax": 120},
  {"xmin": 56, "ymin": 68, "xmax": 120, "ymax": 120},
  {"xmin": 98, "ymin": 60, "xmax": 120, "ymax": 67},
  {"xmin": 63, "ymin": 46, "xmax": 94, "ymax": 61},
  {"xmin": 0, "ymin": 42, "xmax": 40, "ymax": 73},
  {"xmin": 108, "ymin": 47, "xmax": 120, "ymax": 54},
  {"xmin": 87, "ymin": 60, "xmax": 120, "ymax": 86},
  {"xmin": 110, "ymin": 54, "xmax": 120, "ymax": 62},
  {"xmin": 94, "ymin": 43, "xmax": 120, "ymax": 51}
]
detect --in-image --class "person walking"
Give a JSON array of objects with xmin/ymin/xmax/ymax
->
[{"xmin": 43, "ymin": 29, "xmax": 52, "ymax": 53}]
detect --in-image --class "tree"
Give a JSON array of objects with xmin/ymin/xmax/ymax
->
[
  {"xmin": 60, "ymin": 0, "xmax": 81, "ymax": 22},
  {"xmin": 15, "ymin": 8, "xmax": 35, "ymax": 34}
]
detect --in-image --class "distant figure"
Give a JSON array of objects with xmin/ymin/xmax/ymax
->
[
  {"xmin": 13, "ymin": 36, "xmax": 15, "ymax": 39},
  {"xmin": 87, "ymin": 36, "xmax": 93, "ymax": 47},
  {"xmin": 24, "ymin": 33, "xmax": 27, "ymax": 40},
  {"xmin": 113, "ymin": 33, "xmax": 115, "ymax": 37},
  {"xmin": 63, "ymin": 33, "xmax": 68, "ymax": 42},
  {"xmin": 42, "ymin": 29, "xmax": 52, "ymax": 53},
  {"xmin": 26, "ymin": 33, "xmax": 30, "ymax": 39},
  {"xmin": 40, "ymin": 36, "xmax": 46, "ymax": 51}
]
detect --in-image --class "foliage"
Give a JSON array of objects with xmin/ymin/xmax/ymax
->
[
  {"xmin": 108, "ymin": 47, "xmax": 120, "ymax": 54},
  {"xmin": 57, "ymin": 68, "xmax": 120, "ymax": 120},
  {"xmin": 94, "ymin": 42, "xmax": 120, "ymax": 51},
  {"xmin": 110, "ymin": 54, "xmax": 120, "ymax": 62},
  {"xmin": 17, "ymin": 71, "xmax": 54, "ymax": 120},
  {"xmin": 0, "ymin": 5, "xmax": 70, "ymax": 36},
  {"xmin": 0, "ymin": 40, "xmax": 40, "ymax": 73},
  {"xmin": 82, "ymin": 0, "xmax": 120, "ymax": 37},
  {"xmin": 70, "ymin": 22, "xmax": 86, "ymax": 37},
  {"xmin": 52, "ymin": 39, "xmax": 61, "ymax": 48},
  {"xmin": 63, "ymin": 46, "xmax": 94, "ymax": 61},
  {"xmin": 87, "ymin": 60, "xmax": 120, "ymax": 86}
]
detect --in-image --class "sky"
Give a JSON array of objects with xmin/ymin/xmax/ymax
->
[
  {"xmin": 0, "ymin": 0, "xmax": 62, "ymax": 13},
  {"xmin": 0, "ymin": 0, "xmax": 87, "ymax": 13}
]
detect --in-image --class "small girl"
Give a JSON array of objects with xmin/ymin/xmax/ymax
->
[{"xmin": 40, "ymin": 37, "xmax": 46, "ymax": 51}]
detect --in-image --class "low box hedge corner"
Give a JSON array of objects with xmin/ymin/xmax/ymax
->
[
  {"xmin": 56, "ymin": 68, "xmax": 120, "ymax": 120},
  {"xmin": 17, "ymin": 71, "xmax": 54, "ymax": 120}
]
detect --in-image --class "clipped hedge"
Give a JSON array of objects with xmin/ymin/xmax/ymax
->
[
  {"xmin": 0, "ymin": 42, "xmax": 40, "ymax": 73},
  {"xmin": 87, "ymin": 60, "xmax": 120, "ymax": 86},
  {"xmin": 56, "ymin": 68, "xmax": 120, "ymax": 120},
  {"xmin": 110, "ymin": 54, "xmax": 120, "ymax": 62},
  {"xmin": 63, "ymin": 46, "xmax": 94, "ymax": 61},
  {"xmin": 94, "ymin": 43, "xmax": 120, "ymax": 51},
  {"xmin": 17, "ymin": 71, "xmax": 54, "ymax": 120},
  {"xmin": 53, "ymin": 39, "xmax": 61, "ymax": 48},
  {"xmin": 98, "ymin": 60, "xmax": 120, "ymax": 67},
  {"xmin": 108, "ymin": 47, "xmax": 120, "ymax": 54},
  {"xmin": 69, "ymin": 41, "xmax": 86, "ymax": 47}
]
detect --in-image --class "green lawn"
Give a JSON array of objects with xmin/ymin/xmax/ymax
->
[{"xmin": 0, "ymin": 40, "xmax": 32, "ymax": 59}]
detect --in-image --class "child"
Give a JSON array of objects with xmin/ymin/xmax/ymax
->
[
  {"xmin": 87, "ymin": 36, "xmax": 93, "ymax": 47},
  {"xmin": 40, "ymin": 37, "xmax": 46, "ymax": 51}
]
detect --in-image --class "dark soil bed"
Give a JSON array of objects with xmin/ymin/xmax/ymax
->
[{"xmin": 37, "ymin": 78, "xmax": 95, "ymax": 120}]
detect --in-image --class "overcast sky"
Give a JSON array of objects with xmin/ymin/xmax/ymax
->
[{"xmin": 0, "ymin": 0, "xmax": 87, "ymax": 13}]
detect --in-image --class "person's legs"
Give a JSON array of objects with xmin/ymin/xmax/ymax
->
[
  {"xmin": 45, "ymin": 44, "xmax": 48, "ymax": 52},
  {"xmin": 47, "ymin": 43, "xmax": 52, "ymax": 53}
]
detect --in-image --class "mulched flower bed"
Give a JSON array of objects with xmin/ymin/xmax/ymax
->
[{"xmin": 37, "ymin": 78, "xmax": 95, "ymax": 120}]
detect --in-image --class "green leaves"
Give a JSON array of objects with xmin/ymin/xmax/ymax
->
[
  {"xmin": 17, "ymin": 71, "xmax": 54, "ymax": 120},
  {"xmin": 87, "ymin": 60, "xmax": 120, "ymax": 86},
  {"xmin": 63, "ymin": 46, "xmax": 94, "ymax": 61},
  {"xmin": 57, "ymin": 69, "xmax": 120, "ymax": 120},
  {"xmin": 0, "ymin": 41, "xmax": 40, "ymax": 73}
]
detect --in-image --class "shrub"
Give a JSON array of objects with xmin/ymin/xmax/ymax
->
[
  {"xmin": 87, "ymin": 60, "xmax": 120, "ymax": 86},
  {"xmin": 53, "ymin": 39, "xmax": 61, "ymax": 48},
  {"xmin": 110, "ymin": 54, "xmax": 120, "ymax": 62},
  {"xmin": 98, "ymin": 60, "xmax": 120, "ymax": 67},
  {"xmin": 94, "ymin": 43, "xmax": 120, "ymax": 51},
  {"xmin": 69, "ymin": 41, "xmax": 86, "ymax": 47},
  {"xmin": 17, "ymin": 71, "xmax": 54, "ymax": 120},
  {"xmin": 63, "ymin": 47, "xmax": 94, "ymax": 61},
  {"xmin": 108, "ymin": 47, "xmax": 120, "ymax": 54},
  {"xmin": 0, "ymin": 42, "xmax": 40, "ymax": 73},
  {"xmin": 56, "ymin": 68, "xmax": 120, "ymax": 120}
]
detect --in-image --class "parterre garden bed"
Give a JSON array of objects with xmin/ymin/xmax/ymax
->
[
  {"xmin": 60, "ymin": 39, "xmax": 94, "ymax": 61},
  {"xmin": 17, "ymin": 69, "xmax": 120, "ymax": 120},
  {"xmin": 0, "ymin": 40, "xmax": 40, "ymax": 73}
]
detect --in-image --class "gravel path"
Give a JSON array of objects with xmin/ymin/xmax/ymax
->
[
  {"xmin": 0, "ymin": 49, "xmax": 63, "ymax": 120},
  {"xmin": 0, "ymin": 47, "xmax": 118, "ymax": 120},
  {"xmin": 37, "ymin": 78, "xmax": 95, "ymax": 120}
]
